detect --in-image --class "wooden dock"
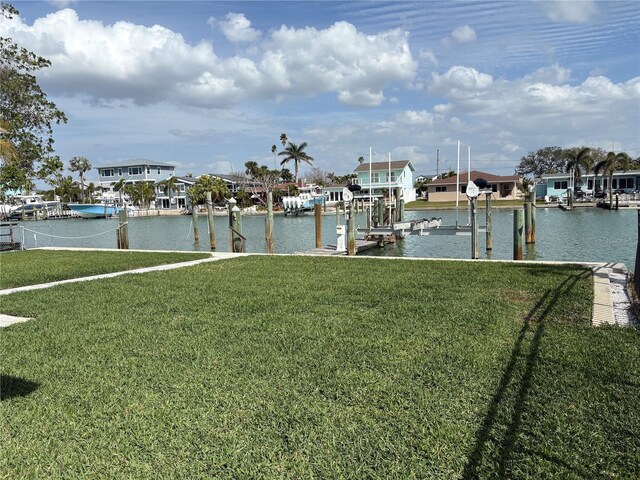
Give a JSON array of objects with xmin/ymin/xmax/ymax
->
[{"xmin": 302, "ymin": 239, "xmax": 383, "ymax": 256}]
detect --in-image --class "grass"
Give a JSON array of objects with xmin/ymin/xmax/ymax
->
[
  {"xmin": 406, "ymin": 199, "xmax": 528, "ymax": 209},
  {"xmin": 2, "ymin": 256, "xmax": 639, "ymax": 478},
  {"xmin": 0, "ymin": 249, "xmax": 210, "ymax": 289}
]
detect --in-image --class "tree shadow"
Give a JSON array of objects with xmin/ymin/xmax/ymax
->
[
  {"xmin": 462, "ymin": 270, "xmax": 591, "ymax": 479},
  {"xmin": 1, "ymin": 374, "xmax": 39, "ymax": 400}
]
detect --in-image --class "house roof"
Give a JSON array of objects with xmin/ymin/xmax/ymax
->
[
  {"xmin": 428, "ymin": 170, "xmax": 521, "ymax": 186},
  {"xmin": 98, "ymin": 160, "xmax": 176, "ymax": 169},
  {"xmin": 354, "ymin": 160, "xmax": 414, "ymax": 172}
]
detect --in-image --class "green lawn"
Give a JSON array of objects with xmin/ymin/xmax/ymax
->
[
  {"xmin": 406, "ymin": 199, "xmax": 529, "ymax": 209},
  {"xmin": 2, "ymin": 256, "xmax": 638, "ymax": 478},
  {"xmin": 0, "ymin": 249, "xmax": 211, "ymax": 289}
]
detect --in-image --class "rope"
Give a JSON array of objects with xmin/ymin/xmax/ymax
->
[{"xmin": 20, "ymin": 224, "xmax": 125, "ymax": 240}]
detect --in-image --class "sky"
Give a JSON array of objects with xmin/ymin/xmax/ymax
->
[{"xmin": 3, "ymin": 0, "xmax": 640, "ymax": 183}]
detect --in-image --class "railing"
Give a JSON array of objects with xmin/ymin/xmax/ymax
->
[{"xmin": 228, "ymin": 226, "xmax": 246, "ymax": 253}]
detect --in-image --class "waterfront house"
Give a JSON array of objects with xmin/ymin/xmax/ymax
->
[
  {"xmin": 537, "ymin": 170, "xmax": 640, "ymax": 198},
  {"xmin": 155, "ymin": 176, "xmax": 196, "ymax": 210},
  {"xmin": 426, "ymin": 171, "xmax": 522, "ymax": 202},
  {"xmin": 353, "ymin": 160, "xmax": 416, "ymax": 202},
  {"xmin": 97, "ymin": 160, "xmax": 175, "ymax": 193}
]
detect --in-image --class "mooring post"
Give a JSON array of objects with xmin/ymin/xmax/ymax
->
[
  {"xmin": 314, "ymin": 200, "xmax": 322, "ymax": 248},
  {"xmin": 117, "ymin": 208, "xmax": 129, "ymax": 249},
  {"xmin": 192, "ymin": 202, "xmax": 200, "ymax": 243},
  {"xmin": 394, "ymin": 187, "xmax": 401, "ymax": 222},
  {"xmin": 485, "ymin": 192, "xmax": 493, "ymax": 251},
  {"xmin": 635, "ymin": 209, "xmax": 639, "ymax": 297},
  {"xmin": 335, "ymin": 202, "xmax": 340, "ymax": 227},
  {"xmin": 513, "ymin": 208, "xmax": 524, "ymax": 260},
  {"xmin": 524, "ymin": 201, "xmax": 532, "ymax": 244},
  {"xmin": 471, "ymin": 197, "xmax": 478, "ymax": 259},
  {"xmin": 377, "ymin": 198, "xmax": 384, "ymax": 226},
  {"xmin": 227, "ymin": 197, "xmax": 236, "ymax": 253},
  {"xmin": 347, "ymin": 201, "xmax": 356, "ymax": 256},
  {"xmin": 265, "ymin": 191, "xmax": 275, "ymax": 254},
  {"xmin": 529, "ymin": 191, "xmax": 536, "ymax": 243},
  {"xmin": 206, "ymin": 191, "xmax": 216, "ymax": 250}
]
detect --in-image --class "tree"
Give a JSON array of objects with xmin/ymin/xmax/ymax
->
[
  {"xmin": 0, "ymin": 3, "xmax": 67, "ymax": 188},
  {"xmin": 305, "ymin": 166, "xmax": 329, "ymax": 186},
  {"xmin": 278, "ymin": 142, "xmax": 314, "ymax": 184},
  {"xmin": 564, "ymin": 147, "xmax": 592, "ymax": 190},
  {"xmin": 0, "ymin": 119, "xmax": 18, "ymax": 162},
  {"xmin": 357, "ymin": 156, "xmax": 365, "ymax": 164},
  {"xmin": 515, "ymin": 147, "xmax": 565, "ymax": 178},
  {"xmin": 192, "ymin": 174, "xmax": 230, "ymax": 204},
  {"xmin": 280, "ymin": 168, "xmax": 294, "ymax": 183},
  {"xmin": 243, "ymin": 161, "xmax": 280, "ymax": 206},
  {"xmin": 69, "ymin": 156, "xmax": 92, "ymax": 202},
  {"xmin": 55, "ymin": 175, "xmax": 80, "ymax": 203},
  {"xmin": 271, "ymin": 144, "xmax": 277, "ymax": 169},
  {"xmin": 594, "ymin": 151, "xmax": 632, "ymax": 210},
  {"xmin": 113, "ymin": 178, "xmax": 127, "ymax": 203},
  {"xmin": 157, "ymin": 175, "xmax": 179, "ymax": 207},
  {"xmin": 280, "ymin": 133, "xmax": 288, "ymax": 146}
]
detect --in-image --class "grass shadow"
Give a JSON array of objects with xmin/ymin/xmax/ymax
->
[
  {"xmin": 462, "ymin": 269, "xmax": 591, "ymax": 479},
  {"xmin": 1, "ymin": 374, "xmax": 39, "ymax": 400}
]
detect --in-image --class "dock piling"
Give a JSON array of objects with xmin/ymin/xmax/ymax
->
[
  {"xmin": 347, "ymin": 201, "xmax": 356, "ymax": 256},
  {"xmin": 206, "ymin": 191, "xmax": 216, "ymax": 250},
  {"xmin": 266, "ymin": 191, "xmax": 275, "ymax": 254},
  {"xmin": 192, "ymin": 203, "xmax": 200, "ymax": 243},
  {"xmin": 485, "ymin": 193, "xmax": 492, "ymax": 251},
  {"xmin": 117, "ymin": 208, "xmax": 129, "ymax": 249},
  {"xmin": 513, "ymin": 209, "xmax": 524, "ymax": 260},
  {"xmin": 314, "ymin": 201, "xmax": 322, "ymax": 248}
]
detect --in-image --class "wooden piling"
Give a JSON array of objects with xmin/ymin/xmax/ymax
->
[
  {"xmin": 266, "ymin": 191, "xmax": 275, "ymax": 254},
  {"xmin": 394, "ymin": 187, "xmax": 401, "ymax": 222},
  {"xmin": 513, "ymin": 208, "xmax": 524, "ymax": 260},
  {"xmin": 347, "ymin": 201, "xmax": 356, "ymax": 256},
  {"xmin": 485, "ymin": 193, "xmax": 492, "ymax": 251},
  {"xmin": 635, "ymin": 209, "xmax": 639, "ymax": 297},
  {"xmin": 377, "ymin": 199, "xmax": 384, "ymax": 226},
  {"xmin": 192, "ymin": 203, "xmax": 200, "ymax": 243},
  {"xmin": 529, "ymin": 191, "xmax": 536, "ymax": 243},
  {"xmin": 117, "ymin": 208, "xmax": 129, "ymax": 249},
  {"xmin": 524, "ymin": 202, "xmax": 532, "ymax": 244},
  {"xmin": 314, "ymin": 201, "xmax": 322, "ymax": 248},
  {"xmin": 206, "ymin": 191, "xmax": 215, "ymax": 250}
]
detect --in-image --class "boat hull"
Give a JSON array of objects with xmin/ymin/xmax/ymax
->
[{"xmin": 68, "ymin": 204, "xmax": 121, "ymax": 218}]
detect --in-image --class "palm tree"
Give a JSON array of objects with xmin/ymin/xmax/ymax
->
[
  {"xmin": 594, "ymin": 151, "xmax": 632, "ymax": 210},
  {"xmin": 69, "ymin": 156, "xmax": 92, "ymax": 203},
  {"xmin": 564, "ymin": 147, "xmax": 592, "ymax": 205},
  {"xmin": 113, "ymin": 178, "xmax": 127, "ymax": 203},
  {"xmin": 271, "ymin": 144, "xmax": 277, "ymax": 169},
  {"xmin": 278, "ymin": 142, "xmax": 314, "ymax": 184},
  {"xmin": 158, "ymin": 176, "xmax": 179, "ymax": 208},
  {"xmin": 280, "ymin": 133, "xmax": 288, "ymax": 147},
  {"xmin": 55, "ymin": 176, "xmax": 80, "ymax": 203},
  {"xmin": 210, "ymin": 177, "xmax": 230, "ymax": 203}
]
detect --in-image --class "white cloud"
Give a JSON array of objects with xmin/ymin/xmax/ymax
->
[
  {"xmin": 209, "ymin": 13, "xmax": 261, "ymax": 43},
  {"xmin": 395, "ymin": 110, "xmax": 436, "ymax": 126},
  {"xmin": 419, "ymin": 49, "xmax": 438, "ymax": 66},
  {"xmin": 430, "ymin": 66, "xmax": 494, "ymax": 96},
  {"xmin": 523, "ymin": 64, "xmax": 571, "ymax": 84},
  {"xmin": 541, "ymin": 0, "xmax": 599, "ymax": 23},
  {"xmin": 450, "ymin": 25, "xmax": 477, "ymax": 44},
  {"xmin": 1, "ymin": 10, "xmax": 415, "ymax": 108}
]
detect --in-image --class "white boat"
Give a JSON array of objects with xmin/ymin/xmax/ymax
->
[
  {"xmin": 282, "ymin": 185, "xmax": 325, "ymax": 215},
  {"xmin": 6, "ymin": 195, "xmax": 61, "ymax": 219}
]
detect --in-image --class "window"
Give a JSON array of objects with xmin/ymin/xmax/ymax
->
[
  {"xmin": 178, "ymin": 184, "xmax": 185, "ymax": 192},
  {"xmin": 147, "ymin": 167, "xmax": 151, "ymax": 174},
  {"xmin": 129, "ymin": 167, "xmax": 143, "ymax": 176},
  {"xmin": 554, "ymin": 181, "xmax": 568, "ymax": 190},
  {"xmin": 101, "ymin": 169, "xmax": 114, "ymax": 177},
  {"xmin": 118, "ymin": 168, "xmax": 122, "ymax": 176},
  {"xmin": 157, "ymin": 168, "xmax": 161, "ymax": 175},
  {"xmin": 460, "ymin": 185, "xmax": 467, "ymax": 193},
  {"xmin": 435, "ymin": 186, "xmax": 447, "ymax": 192},
  {"xmin": 386, "ymin": 172, "xmax": 397, "ymax": 182},
  {"xmin": 371, "ymin": 173, "xmax": 379, "ymax": 183},
  {"xmin": 489, "ymin": 184, "xmax": 498, "ymax": 192},
  {"xmin": 618, "ymin": 178, "xmax": 632, "ymax": 189}
]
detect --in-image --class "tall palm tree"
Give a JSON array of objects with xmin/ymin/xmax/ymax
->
[
  {"xmin": 280, "ymin": 133, "xmax": 288, "ymax": 147},
  {"xmin": 278, "ymin": 142, "xmax": 314, "ymax": 184},
  {"xmin": 564, "ymin": 147, "xmax": 592, "ymax": 192},
  {"xmin": 69, "ymin": 156, "xmax": 92, "ymax": 203},
  {"xmin": 271, "ymin": 144, "xmax": 277, "ymax": 170},
  {"xmin": 594, "ymin": 151, "xmax": 632, "ymax": 210}
]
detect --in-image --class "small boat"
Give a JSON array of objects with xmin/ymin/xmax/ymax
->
[{"xmin": 282, "ymin": 185, "xmax": 325, "ymax": 215}]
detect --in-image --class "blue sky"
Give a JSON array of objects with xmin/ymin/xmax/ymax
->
[{"xmin": 5, "ymin": 0, "xmax": 640, "ymax": 183}]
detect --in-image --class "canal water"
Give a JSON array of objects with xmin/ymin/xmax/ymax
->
[{"xmin": 13, "ymin": 207, "xmax": 638, "ymax": 268}]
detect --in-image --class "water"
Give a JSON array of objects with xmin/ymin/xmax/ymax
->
[{"xmin": 13, "ymin": 207, "xmax": 638, "ymax": 268}]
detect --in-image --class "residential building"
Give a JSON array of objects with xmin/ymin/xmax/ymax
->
[
  {"xmin": 154, "ymin": 176, "xmax": 196, "ymax": 210},
  {"xmin": 353, "ymin": 160, "xmax": 416, "ymax": 202},
  {"xmin": 537, "ymin": 170, "xmax": 640, "ymax": 198},
  {"xmin": 426, "ymin": 171, "xmax": 522, "ymax": 202},
  {"xmin": 97, "ymin": 160, "xmax": 175, "ymax": 192}
]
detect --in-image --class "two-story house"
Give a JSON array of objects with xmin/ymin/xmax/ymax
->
[
  {"xmin": 97, "ymin": 160, "xmax": 176, "ymax": 192},
  {"xmin": 352, "ymin": 160, "xmax": 416, "ymax": 202}
]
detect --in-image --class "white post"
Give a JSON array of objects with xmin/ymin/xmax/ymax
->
[
  {"xmin": 468, "ymin": 145, "xmax": 471, "ymax": 225},
  {"xmin": 456, "ymin": 140, "xmax": 460, "ymax": 227},
  {"xmin": 388, "ymin": 152, "xmax": 392, "ymax": 224},
  {"xmin": 369, "ymin": 146, "xmax": 372, "ymax": 231}
]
